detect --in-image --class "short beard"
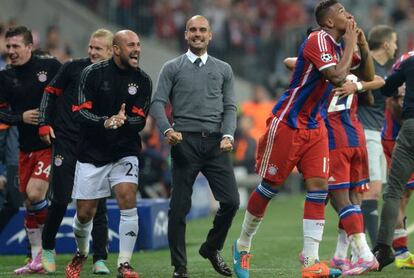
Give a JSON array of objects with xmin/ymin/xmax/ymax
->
[{"xmin": 120, "ymin": 55, "xmax": 139, "ymax": 70}]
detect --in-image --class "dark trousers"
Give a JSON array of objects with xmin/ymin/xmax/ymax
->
[
  {"xmin": 378, "ymin": 118, "xmax": 414, "ymax": 246},
  {"xmin": 42, "ymin": 140, "xmax": 108, "ymax": 262},
  {"xmin": 168, "ymin": 132, "xmax": 239, "ymax": 267}
]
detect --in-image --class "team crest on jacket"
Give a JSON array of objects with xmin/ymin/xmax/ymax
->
[
  {"xmin": 320, "ymin": 53, "xmax": 333, "ymax": 63},
  {"xmin": 267, "ymin": 164, "xmax": 278, "ymax": 176},
  {"xmin": 37, "ymin": 71, "xmax": 48, "ymax": 82},
  {"xmin": 54, "ymin": 154, "xmax": 64, "ymax": 167},
  {"xmin": 128, "ymin": 83, "xmax": 138, "ymax": 95}
]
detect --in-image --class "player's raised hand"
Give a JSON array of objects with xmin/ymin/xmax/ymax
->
[
  {"xmin": 343, "ymin": 20, "xmax": 358, "ymax": 48},
  {"xmin": 23, "ymin": 108, "xmax": 40, "ymax": 125},
  {"xmin": 118, "ymin": 103, "xmax": 126, "ymax": 119},
  {"xmin": 356, "ymin": 28, "xmax": 368, "ymax": 46},
  {"xmin": 104, "ymin": 103, "xmax": 128, "ymax": 129}
]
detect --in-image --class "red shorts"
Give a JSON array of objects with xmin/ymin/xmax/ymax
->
[
  {"xmin": 328, "ymin": 146, "xmax": 369, "ymax": 193},
  {"xmin": 256, "ymin": 116, "xmax": 329, "ymax": 184},
  {"xmin": 382, "ymin": 139, "xmax": 414, "ymax": 190},
  {"xmin": 19, "ymin": 148, "xmax": 52, "ymax": 192}
]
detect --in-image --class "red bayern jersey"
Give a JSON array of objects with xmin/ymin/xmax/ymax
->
[
  {"xmin": 324, "ymin": 75, "xmax": 365, "ymax": 149},
  {"xmin": 272, "ymin": 30, "xmax": 359, "ymax": 129},
  {"xmin": 381, "ymin": 51, "xmax": 414, "ymax": 141},
  {"xmin": 381, "ymin": 103, "xmax": 400, "ymax": 141}
]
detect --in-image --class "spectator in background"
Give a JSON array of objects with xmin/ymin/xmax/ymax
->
[
  {"xmin": 202, "ymin": 0, "xmax": 231, "ymax": 59},
  {"xmin": 240, "ymin": 85, "xmax": 275, "ymax": 144},
  {"xmin": 0, "ymin": 124, "xmax": 20, "ymax": 232},
  {"xmin": 45, "ymin": 26, "xmax": 71, "ymax": 63},
  {"xmin": 0, "ymin": 23, "xmax": 8, "ymax": 69},
  {"xmin": 234, "ymin": 115, "xmax": 256, "ymax": 174},
  {"xmin": 139, "ymin": 116, "xmax": 170, "ymax": 198},
  {"xmin": 116, "ymin": 0, "xmax": 133, "ymax": 27},
  {"xmin": 391, "ymin": 0, "xmax": 410, "ymax": 26}
]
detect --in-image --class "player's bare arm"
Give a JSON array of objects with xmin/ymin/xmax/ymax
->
[{"xmin": 334, "ymin": 74, "xmax": 384, "ymax": 99}]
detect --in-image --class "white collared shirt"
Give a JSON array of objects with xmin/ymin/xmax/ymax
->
[{"xmin": 186, "ymin": 50, "xmax": 208, "ymax": 66}]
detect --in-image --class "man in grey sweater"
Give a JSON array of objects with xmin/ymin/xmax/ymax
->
[{"xmin": 150, "ymin": 15, "xmax": 239, "ymax": 278}]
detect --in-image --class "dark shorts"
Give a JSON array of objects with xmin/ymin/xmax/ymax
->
[{"xmin": 50, "ymin": 139, "xmax": 77, "ymax": 204}]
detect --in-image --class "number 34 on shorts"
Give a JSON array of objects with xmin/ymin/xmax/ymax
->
[{"xmin": 34, "ymin": 161, "xmax": 51, "ymax": 178}]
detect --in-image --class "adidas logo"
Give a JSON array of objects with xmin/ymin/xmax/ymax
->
[
  {"xmin": 125, "ymin": 231, "xmax": 137, "ymax": 237},
  {"xmin": 328, "ymin": 176, "xmax": 336, "ymax": 182}
]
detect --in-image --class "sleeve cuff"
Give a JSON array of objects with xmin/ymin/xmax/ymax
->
[
  {"xmin": 38, "ymin": 125, "xmax": 51, "ymax": 137},
  {"xmin": 164, "ymin": 128, "xmax": 174, "ymax": 136},
  {"xmin": 222, "ymin": 134, "xmax": 234, "ymax": 142}
]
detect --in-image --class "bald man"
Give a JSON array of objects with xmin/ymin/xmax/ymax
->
[
  {"xmin": 65, "ymin": 30, "xmax": 152, "ymax": 278},
  {"xmin": 151, "ymin": 15, "xmax": 239, "ymax": 278}
]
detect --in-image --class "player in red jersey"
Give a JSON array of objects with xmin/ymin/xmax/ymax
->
[
  {"xmin": 232, "ymin": 1, "xmax": 374, "ymax": 278},
  {"xmin": 284, "ymin": 56, "xmax": 384, "ymax": 274},
  {"xmin": 325, "ymin": 74, "xmax": 384, "ymax": 275}
]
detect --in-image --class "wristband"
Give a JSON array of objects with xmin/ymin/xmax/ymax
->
[{"xmin": 355, "ymin": 81, "xmax": 364, "ymax": 92}]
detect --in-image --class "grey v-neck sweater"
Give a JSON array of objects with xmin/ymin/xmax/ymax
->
[{"xmin": 150, "ymin": 54, "xmax": 237, "ymax": 136}]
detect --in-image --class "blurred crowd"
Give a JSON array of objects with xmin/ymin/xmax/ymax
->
[
  {"xmin": 3, "ymin": 0, "xmax": 414, "ymax": 203},
  {"xmin": 77, "ymin": 0, "xmax": 414, "ymax": 93}
]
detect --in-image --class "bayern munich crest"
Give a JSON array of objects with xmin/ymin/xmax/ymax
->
[
  {"xmin": 54, "ymin": 155, "xmax": 64, "ymax": 167},
  {"xmin": 128, "ymin": 83, "xmax": 138, "ymax": 95},
  {"xmin": 37, "ymin": 71, "xmax": 48, "ymax": 82},
  {"xmin": 267, "ymin": 164, "xmax": 278, "ymax": 176}
]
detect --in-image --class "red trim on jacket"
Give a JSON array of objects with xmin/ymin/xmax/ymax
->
[
  {"xmin": 132, "ymin": 106, "xmax": 145, "ymax": 117},
  {"xmin": 45, "ymin": 86, "xmax": 63, "ymax": 96},
  {"xmin": 72, "ymin": 101, "xmax": 93, "ymax": 112}
]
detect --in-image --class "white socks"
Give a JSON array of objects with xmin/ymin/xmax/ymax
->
[
  {"xmin": 73, "ymin": 214, "xmax": 93, "ymax": 256},
  {"xmin": 303, "ymin": 219, "xmax": 325, "ymax": 267},
  {"xmin": 118, "ymin": 208, "xmax": 138, "ymax": 266},
  {"xmin": 349, "ymin": 233, "xmax": 373, "ymax": 261},
  {"xmin": 27, "ymin": 228, "xmax": 42, "ymax": 259},
  {"xmin": 237, "ymin": 211, "xmax": 263, "ymax": 252},
  {"xmin": 334, "ymin": 229, "xmax": 349, "ymax": 259}
]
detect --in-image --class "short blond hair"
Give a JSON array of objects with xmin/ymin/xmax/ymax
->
[{"xmin": 90, "ymin": 28, "xmax": 113, "ymax": 49}]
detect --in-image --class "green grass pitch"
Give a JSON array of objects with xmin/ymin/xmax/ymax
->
[{"xmin": 1, "ymin": 194, "xmax": 413, "ymax": 277}]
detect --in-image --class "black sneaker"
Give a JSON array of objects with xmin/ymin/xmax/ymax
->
[
  {"xmin": 173, "ymin": 266, "xmax": 188, "ymax": 278},
  {"xmin": 373, "ymin": 244, "xmax": 395, "ymax": 271},
  {"xmin": 199, "ymin": 244, "xmax": 232, "ymax": 277}
]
